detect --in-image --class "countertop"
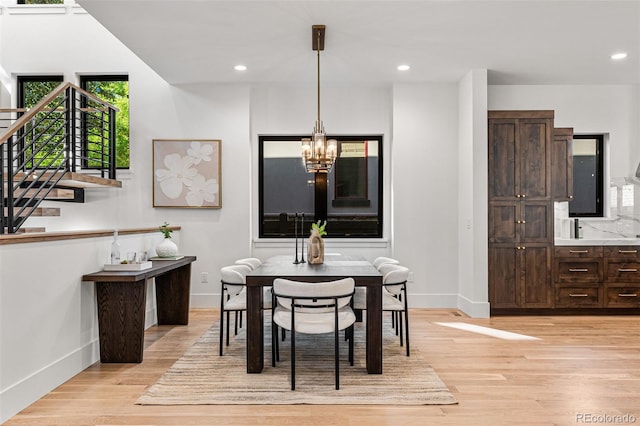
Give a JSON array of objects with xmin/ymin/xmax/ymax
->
[{"xmin": 555, "ymin": 238, "xmax": 640, "ymax": 246}]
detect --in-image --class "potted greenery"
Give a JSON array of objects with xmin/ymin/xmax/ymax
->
[{"xmin": 155, "ymin": 222, "xmax": 178, "ymax": 257}]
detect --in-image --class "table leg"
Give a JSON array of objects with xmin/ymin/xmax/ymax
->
[
  {"xmin": 155, "ymin": 263, "xmax": 191, "ymax": 325},
  {"xmin": 366, "ymin": 284, "xmax": 383, "ymax": 373},
  {"xmin": 246, "ymin": 284, "xmax": 264, "ymax": 373},
  {"xmin": 95, "ymin": 280, "xmax": 146, "ymax": 363}
]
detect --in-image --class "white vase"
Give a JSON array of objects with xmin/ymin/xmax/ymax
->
[{"xmin": 156, "ymin": 238, "xmax": 178, "ymax": 257}]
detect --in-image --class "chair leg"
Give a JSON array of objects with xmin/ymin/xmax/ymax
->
[
  {"xmin": 271, "ymin": 322, "xmax": 277, "ymax": 367},
  {"xmin": 291, "ymin": 327, "xmax": 296, "ymax": 391},
  {"xmin": 234, "ymin": 311, "xmax": 238, "ymax": 335},
  {"xmin": 219, "ymin": 304, "xmax": 224, "ymax": 356},
  {"xmin": 398, "ymin": 310, "xmax": 404, "ymax": 347},
  {"xmin": 334, "ymin": 325, "xmax": 340, "ymax": 390},
  {"xmin": 239, "ymin": 311, "xmax": 243, "ymax": 329},
  {"xmin": 226, "ymin": 311, "xmax": 231, "ymax": 346},
  {"xmin": 404, "ymin": 300, "xmax": 410, "ymax": 357},
  {"xmin": 348, "ymin": 325, "xmax": 354, "ymax": 366}
]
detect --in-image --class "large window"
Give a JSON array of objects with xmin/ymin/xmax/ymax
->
[
  {"xmin": 569, "ymin": 134, "xmax": 604, "ymax": 217},
  {"xmin": 17, "ymin": 75, "xmax": 64, "ymax": 168},
  {"xmin": 80, "ymin": 75, "xmax": 129, "ymax": 168},
  {"xmin": 259, "ymin": 135, "xmax": 383, "ymax": 238}
]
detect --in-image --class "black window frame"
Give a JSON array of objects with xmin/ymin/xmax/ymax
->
[
  {"xmin": 569, "ymin": 134, "xmax": 604, "ymax": 218},
  {"xmin": 79, "ymin": 74, "xmax": 130, "ymax": 169},
  {"xmin": 258, "ymin": 134, "xmax": 383, "ymax": 239}
]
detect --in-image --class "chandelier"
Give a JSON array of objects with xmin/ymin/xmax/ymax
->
[{"xmin": 301, "ymin": 25, "xmax": 337, "ymax": 173}]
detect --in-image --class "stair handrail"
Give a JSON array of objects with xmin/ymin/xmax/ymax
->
[
  {"xmin": 0, "ymin": 82, "xmax": 118, "ymax": 146},
  {"xmin": 2, "ymin": 81, "xmax": 119, "ymax": 234}
]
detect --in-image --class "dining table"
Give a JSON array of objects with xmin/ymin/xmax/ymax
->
[{"xmin": 245, "ymin": 254, "xmax": 384, "ymax": 374}]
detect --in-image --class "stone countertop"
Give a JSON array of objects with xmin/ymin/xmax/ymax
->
[{"xmin": 555, "ymin": 238, "xmax": 640, "ymax": 246}]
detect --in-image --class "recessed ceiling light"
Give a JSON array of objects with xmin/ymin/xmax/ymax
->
[
  {"xmin": 611, "ymin": 52, "xmax": 628, "ymax": 60},
  {"xmin": 234, "ymin": 65, "xmax": 247, "ymax": 71},
  {"xmin": 397, "ymin": 64, "xmax": 411, "ymax": 71}
]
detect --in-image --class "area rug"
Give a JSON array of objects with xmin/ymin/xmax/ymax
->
[{"xmin": 136, "ymin": 317, "xmax": 457, "ymax": 405}]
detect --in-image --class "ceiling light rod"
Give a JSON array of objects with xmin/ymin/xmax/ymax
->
[{"xmin": 302, "ymin": 24, "xmax": 337, "ymax": 173}]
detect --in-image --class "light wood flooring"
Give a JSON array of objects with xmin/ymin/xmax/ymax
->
[{"xmin": 4, "ymin": 309, "xmax": 640, "ymax": 426}]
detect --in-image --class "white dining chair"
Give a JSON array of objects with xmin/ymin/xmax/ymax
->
[
  {"xmin": 372, "ymin": 256, "xmax": 400, "ymax": 270},
  {"xmin": 271, "ymin": 277, "xmax": 356, "ymax": 390},
  {"xmin": 354, "ymin": 263, "xmax": 411, "ymax": 356},
  {"xmin": 235, "ymin": 257, "xmax": 263, "ymax": 270},
  {"xmin": 219, "ymin": 264, "xmax": 271, "ymax": 356}
]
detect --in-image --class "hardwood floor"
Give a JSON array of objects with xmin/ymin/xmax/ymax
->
[{"xmin": 4, "ymin": 309, "xmax": 640, "ymax": 425}]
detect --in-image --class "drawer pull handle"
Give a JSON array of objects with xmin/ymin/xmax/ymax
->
[
  {"xmin": 618, "ymin": 250, "xmax": 638, "ymax": 254},
  {"xmin": 618, "ymin": 293, "xmax": 638, "ymax": 297},
  {"xmin": 569, "ymin": 250, "xmax": 589, "ymax": 253},
  {"xmin": 618, "ymin": 269, "xmax": 638, "ymax": 272},
  {"xmin": 569, "ymin": 293, "xmax": 589, "ymax": 297},
  {"xmin": 569, "ymin": 268, "xmax": 589, "ymax": 272}
]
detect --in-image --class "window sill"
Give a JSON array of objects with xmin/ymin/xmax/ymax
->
[{"xmin": 254, "ymin": 238, "xmax": 389, "ymax": 249}]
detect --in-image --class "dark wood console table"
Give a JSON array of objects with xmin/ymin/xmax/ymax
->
[{"xmin": 82, "ymin": 256, "xmax": 196, "ymax": 363}]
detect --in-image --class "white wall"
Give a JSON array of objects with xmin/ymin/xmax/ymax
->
[
  {"xmin": 458, "ymin": 70, "xmax": 489, "ymax": 317},
  {"xmin": 392, "ymin": 83, "xmax": 461, "ymax": 308}
]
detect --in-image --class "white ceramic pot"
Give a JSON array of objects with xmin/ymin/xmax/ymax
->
[{"xmin": 155, "ymin": 238, "xmax": 178, "ymax": 257}]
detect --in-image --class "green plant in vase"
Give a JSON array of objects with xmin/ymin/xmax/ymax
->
[
  {"xmin": 310, "ymin": 220, "xmax": 327, "ymax": 237},
  {"xmin": 156, "ymin": 222, "xmax": 178, "ymax": 257}
]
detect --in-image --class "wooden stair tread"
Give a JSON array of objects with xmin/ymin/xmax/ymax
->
[
  {"xmin": 3, "ymin": 226, "xmax": 46, "ymax": 234},
  {"xmin": 4, "ymin": 187, "xmax": 78, "ymax": 201},
  {"xmin": 3, "ymin": 207, "xmax": 60, "ymax": 217},
  {"xmin": 12, "ymin": 171, "xmax": 122, "ymax": 189}
]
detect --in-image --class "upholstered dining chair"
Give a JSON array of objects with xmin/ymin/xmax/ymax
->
[
  {"xmin": 235, "ymin": 257, "xmax": 263, "ymax": 270},
  {"xmin": 372, "ymin": 256, "xmax": 400, "ymax": 270},
  {"xmin": 354, "ymin": 263, "xmax": 411, "ymax": 356},
  {"xmin": 271, "ymin": 277, "xmax": 356, "ymax": 390},
  {"xmin": 219, "ymin": 264, "xmax": 271, "ymax": 356}
]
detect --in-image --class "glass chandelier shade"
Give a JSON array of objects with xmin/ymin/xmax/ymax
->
[{"xmin": 302, "ymin": 25, "xmax": 337, "ymax": 173}]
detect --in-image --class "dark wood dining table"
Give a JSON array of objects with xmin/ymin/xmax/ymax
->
[{"xmin": 245, "ymin": 254, "xmax": 383, "ymax": 374}]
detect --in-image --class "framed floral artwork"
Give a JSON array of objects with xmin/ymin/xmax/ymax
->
[{"xmin": 152, "ymin": 139, "xmax": 222, "ymax": 208}]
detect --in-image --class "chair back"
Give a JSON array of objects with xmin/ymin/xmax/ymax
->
[
  {"xmin": 235, "ymin": 257, "xmax": 262, "ymax": 270},
  {"xmin": 221, "ymin": 264, "xmax": 251, "ymax": 296},
  {"xmin": 273, "ymin": 278, "xmax": 355, "ymax": 313},
  {"xmin": 373, "ymin": 256, "xmax": 400, "ymax": 269},
  {"xmin": 380, "ymin": 264, "xmax": 410, "ymax": 295}
]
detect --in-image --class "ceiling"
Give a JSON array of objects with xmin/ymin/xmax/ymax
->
[{"xmin": 77, "ymin": 0, "xmax": 640, "ymax": 86}]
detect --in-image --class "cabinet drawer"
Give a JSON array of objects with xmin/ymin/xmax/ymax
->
[
  {"xmin": 554, "ymin": 259, "xmax": 602, "ymax": 283},
  {"xmin": 556, "ymin": 287, "xmax": 601, "ymax": 308},
  {"xmin": 605, "ymin": 286, "xmax": 640, "ymax": 308},
  {"xmin": 605, "ymin": 261, "xmax": 640, "ymax": 282},
  {"xmin": 554, "ymin": 246, "xmax": 602, "ymax": 258},
  {"xmin": 604, "ymin": 246, "xmax": 640, "ymax": 259}
]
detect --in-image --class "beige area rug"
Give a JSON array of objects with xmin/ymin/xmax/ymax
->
[{"xmin": 137, "ymin": 317, "xmax": 457, "ymax": 405}]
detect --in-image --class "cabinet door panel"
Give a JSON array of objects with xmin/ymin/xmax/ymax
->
[
  {"xmin": 522, "ymin": 202, "xmax": 552, "ymax": 242},
  {"xmin": 489, "ymin": 246, "xmax": 519, "ymax": 308},
  {"xmin": 519, "ymin": 119, "xmax": 551, "ymax": 199},
  {"xmin": 489, "ymin": 202, "xmax": 518, "ymax": 243},
  {"xmin": 552, "ymin": 128, "xmax": 573, "ymax": 201},
  {"xmin": 489, "ymin": 120, "xmax": 517, "ymax": 199},
  {"xmin": 521, "ymin": 246, "xmax": 551, "ymax": 307}
]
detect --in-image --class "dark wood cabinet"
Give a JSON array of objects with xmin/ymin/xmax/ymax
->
[
  {"xmin": 552, "ymin": 245, "xmax": 640, "ymax": 310},
  {"xmin": 552, "ymin": 127, "xmax": 574, "ymax": 201},
  {"xmin": 488, "ymin": 111, "xmax": 553, "ymax": 201},
  {"xmin": 489, "ymin": 244, "xmax": 552, "ymax": 309},
  {"xmin": 488, "ymin": 111, "xmax": 555, "ymax": 312},
  {"xmin": 489, "ymin": 201, "xmax": 552, "ymax": 243},
  {"xmin": 553, "ymin": 246, "xmax": 603, "ymax": 308}
]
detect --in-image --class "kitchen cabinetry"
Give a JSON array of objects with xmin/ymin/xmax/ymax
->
[
  {"xmin": 552, "ymin": 245, "xmax": 640, "ymax": 310},
  {"xmin": 551, "ymin": 128, "xmax": 574, "ymax": 201},
  {"xmin": 553, "ymin": 246, "xmax": 603, "ymax": 308},
  {"xmin": 488, "ymin": 110, "xmax": 554, "ymax": 311},
  {"xmin": 604, "ymin": 246, "xmax": 640, "ymax": 307}
]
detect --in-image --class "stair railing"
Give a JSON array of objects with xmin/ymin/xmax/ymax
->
[{"xmin": 1, "ymin": 82, "xmax": 118, "ymax": 234}]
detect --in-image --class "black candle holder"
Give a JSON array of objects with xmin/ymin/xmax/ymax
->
[
  {"xmin": 293, "ymin": 213, "xmax": 300, "ymax": 264},
  {"xmin": 300, "ymin": 213, "xmax": 306, "ymax": 263}
]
